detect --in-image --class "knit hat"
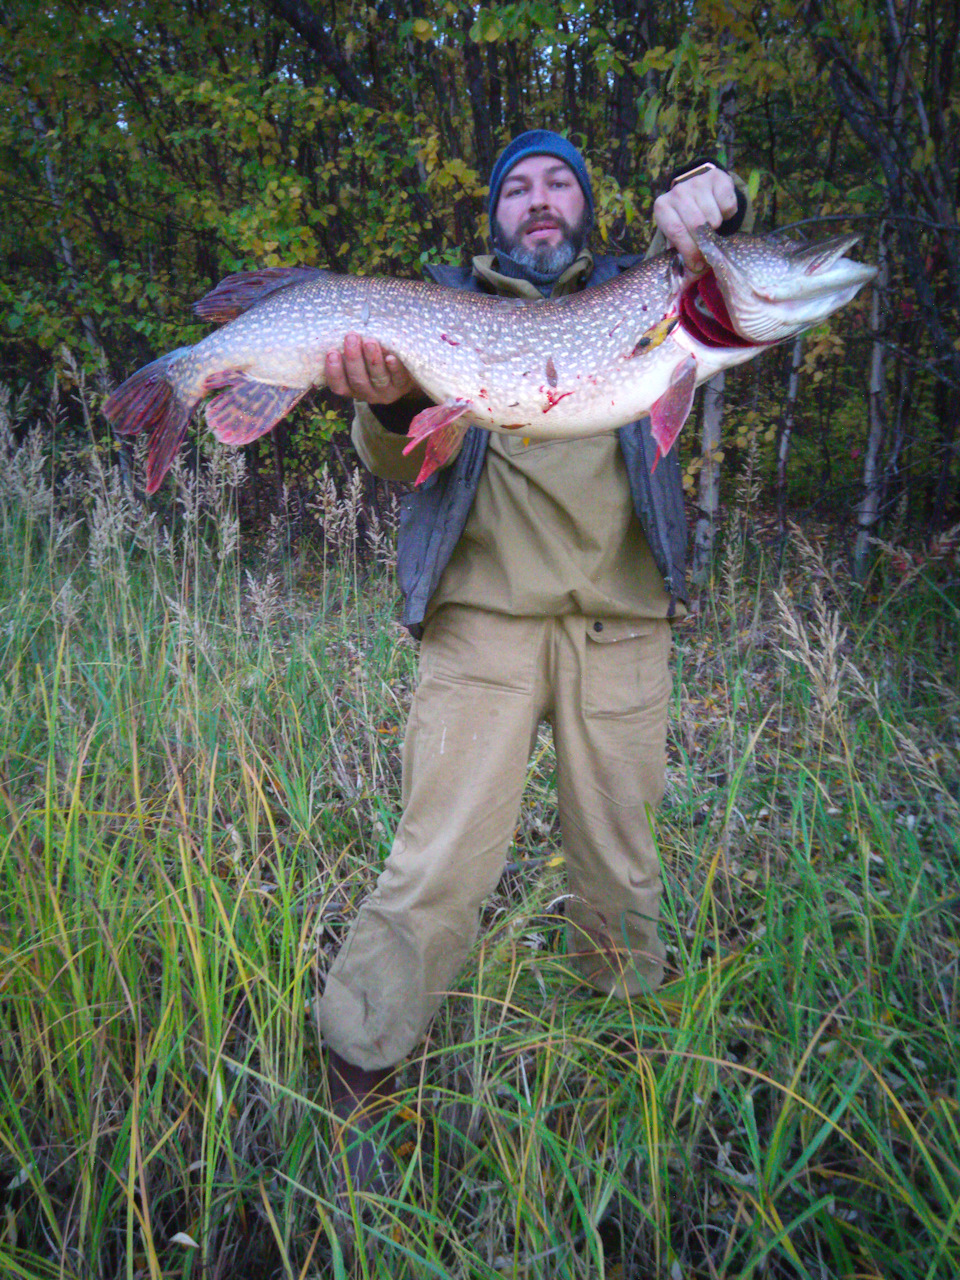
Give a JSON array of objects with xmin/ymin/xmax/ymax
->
[{"xmin": 488, "ymin": 130, "xmax": 595, "ymax": 223}]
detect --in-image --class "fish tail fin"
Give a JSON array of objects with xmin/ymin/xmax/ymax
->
[{"xmin": 103, "ymin": 348, "xmax": 197, "ymax": 493}]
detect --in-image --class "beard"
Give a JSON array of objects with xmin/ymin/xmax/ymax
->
[{"xmin": 492, "ymin": 209, "xmax": 589, "ymax": 275}]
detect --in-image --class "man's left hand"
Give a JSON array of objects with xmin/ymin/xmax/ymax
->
[{"xmin": 652, "ymin": 167, "xmax": 739, "ymax": 273}]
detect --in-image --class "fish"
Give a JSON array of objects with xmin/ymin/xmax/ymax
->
[{"xmin": 103, "ymin": 225, "xmax": 876, "ymax": 492}]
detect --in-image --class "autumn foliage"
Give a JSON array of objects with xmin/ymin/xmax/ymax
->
[{"xmin": 1, "ymin": 1, "xmax": 958, "ymax": 545}]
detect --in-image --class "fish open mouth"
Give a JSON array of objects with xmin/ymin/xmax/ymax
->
[{"xmin": 680, "ymin": 273, "xmax": 757, "ymax": 349}]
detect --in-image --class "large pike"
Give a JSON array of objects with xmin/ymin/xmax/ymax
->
[{"xmin": 104, "ymin": 226, "xmax": 876, "ymax": 491}]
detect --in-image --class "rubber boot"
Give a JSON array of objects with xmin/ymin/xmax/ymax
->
[{"xmin": 327, "ymin": 1048, "xmax": 398, "ymax": 1200}]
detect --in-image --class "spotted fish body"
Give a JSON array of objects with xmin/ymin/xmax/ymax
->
[{"xmin": 104, "ymin": 225, "xmax": 876, "ymax": 492}]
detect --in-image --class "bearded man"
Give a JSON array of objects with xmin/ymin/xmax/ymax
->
[{"xmin": 318, "ymin": 130, "xmax": 749, "ymax": 1195}]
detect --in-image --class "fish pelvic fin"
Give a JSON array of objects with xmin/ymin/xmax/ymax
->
[
  {"xmin": 102, "ymin": 348, "xmax": 196, "ymax": 495},
  {"xmin": 193, "ymin": 267, "xmax": 325, "ymax": 324},
  {"xmin": 403, "ymin": 399, "xmax": 472, "ymax": 484},
  {"xmin": 205, "ymin": 378, "xmax": 309, "ymax": 445},
  {"xmin": 414, "ymin": 423, "xmax": 470, "ymax": 485},
  {"xmin": 648, "ymin": 355, "xmax": 698, "ymax": 466}
]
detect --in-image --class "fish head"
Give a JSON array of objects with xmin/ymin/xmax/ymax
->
[{"xmin": 693, "ymin": 224, "xmax": 877, "ymax": 344}]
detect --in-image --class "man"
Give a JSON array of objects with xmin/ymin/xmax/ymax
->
[{"xmin": 318, "ymin": 131, "xmax": 748, "ymax": 1192}]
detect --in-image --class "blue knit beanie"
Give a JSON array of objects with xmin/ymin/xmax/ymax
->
[{"xmin": 488, "ymin": 130, "xmax": 595, "ymax": 224}]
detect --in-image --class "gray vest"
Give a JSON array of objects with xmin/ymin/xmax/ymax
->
[{"xmin": 396, "ymin": 255, "xmax": 688, "ymax": 636}]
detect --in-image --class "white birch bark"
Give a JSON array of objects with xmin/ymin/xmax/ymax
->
[
  {"xmin": 853, "ymin": 223, "xmax": 890, "ymax": 580},
  {"xmin": 690, "ymin": 60, "xmax": 737, "ymax": 585},
  {"xmin": 775, "ymin": 335, "xmax": 805, "ymax": 535},
  {"xmin": 691, "ymin": 372, "xmax": 725, "ymax": 586}
]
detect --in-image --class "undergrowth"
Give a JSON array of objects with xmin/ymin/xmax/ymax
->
[{"xmin": 0, "ymin": 385, "xmax": 957, "ymax": 1279}]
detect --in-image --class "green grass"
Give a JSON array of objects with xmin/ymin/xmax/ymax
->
[{"xmin": 0, "ymin": 392, "xmax": 958, "ymax": 1278}]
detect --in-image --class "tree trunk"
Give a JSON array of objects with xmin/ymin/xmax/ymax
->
[
  {"xmin": 691, "ymin": 373, "xmax": 724, "ymax": 586},
  {"xmin": 853, "ymin": 221, "xmax": 890, "ymax": 581},
  {"xmin": 776, "ymin": 336, "xmax": 805, "ymax": 536},
  {"xmin": 690, "ymin": 45, "xmax": 736, "ymax": 581}
]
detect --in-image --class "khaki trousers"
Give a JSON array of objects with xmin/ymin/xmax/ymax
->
[{"xmin": 318, "ymin": 606, "xmax": 671, "ymax": 1071}]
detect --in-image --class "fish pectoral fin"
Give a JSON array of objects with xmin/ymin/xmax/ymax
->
[
  {"xmin": 193, "ymin": 267, "xmax": 324, "ymax": 323},
  {"xmin": 649, "ymin": 355, "xmax": 698, "ymax": 469},
  {"xmin": 205, "ymin": 378, "xmax": 309, "ymax": 444},
  {"xmin": 403, "ymin": 399, "xmax": 472, "ymax": 484}
]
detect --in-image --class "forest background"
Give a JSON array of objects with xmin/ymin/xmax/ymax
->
[
  {"xmin": 1, "ymin": 0, "xmax": 958, "ymax": 561},
  {"xmin": 0, "ymin": 3, "xmax": 958, "ymax": 1280}
]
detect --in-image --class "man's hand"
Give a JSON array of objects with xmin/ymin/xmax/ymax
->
[
  {"xmin": 652, "ymin": 167, "xmax": 739, "ymax": 273},
  {"xmin": 324, "ymin": 333, "xmax": 419, "ymax": 404}
]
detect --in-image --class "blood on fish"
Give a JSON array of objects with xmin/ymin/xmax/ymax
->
[
  {"xmin": 440, "ymin": 333, "xmax": 460, "ymax": 346},
  {"xmin": 543, "ymin": 390, "xmax": 573, "ymax": 412}
]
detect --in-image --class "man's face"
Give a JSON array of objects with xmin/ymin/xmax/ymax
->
[{"xmin": 493, "ymin": 154, "xmax": 588, "ymax": 274}]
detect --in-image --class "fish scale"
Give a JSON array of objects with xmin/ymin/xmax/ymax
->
[{"xmin": 103, "ymin": 225, "xmax": 876, "ymax": 493}]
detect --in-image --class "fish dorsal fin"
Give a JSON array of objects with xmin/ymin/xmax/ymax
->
[{"xmin": 193, "ymin": 267, "xmax": 325, "ymax": 324}]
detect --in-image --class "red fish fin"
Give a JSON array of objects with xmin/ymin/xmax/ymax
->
[
  {"xmin": 402, "ymin": 400, "xmax": 472, "ymax": 484},
  {"xmin": 146, "ymin": 416, "xmax": 193, "ymax": 494},
  {"xmin": 413, "ymin": 422, "xmax": 470, "ymax": 484},
  {"xmin": 205, "ymin": 379, "xmax": 308, "ymax": 445},
  {"xmin": 103, "ymin": 348, "xmax": 197, "ymax": 495},
  {"xmin": 103, "ymin": 348, "xmax": 192, "ymax": 437},
  {"xmin": 193, "ymin": 267, "xmax": 324, "ymax": 324},
  {"xmin": 648, "ymin": 355, "xmax": 698, "ymax": 464},
  {"xmin": 403, "ymin": 399, "xmax": 472, "ymax": 450}
]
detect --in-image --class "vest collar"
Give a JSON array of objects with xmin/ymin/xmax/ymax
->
[{"xmin": 471, "ymin": 249, "xmax": 595, "ymax": 299}]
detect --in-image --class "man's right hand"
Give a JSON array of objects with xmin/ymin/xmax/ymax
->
[{"xmin": 325, "ymin": 333, "xmax": 419, "ymax": 404}]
